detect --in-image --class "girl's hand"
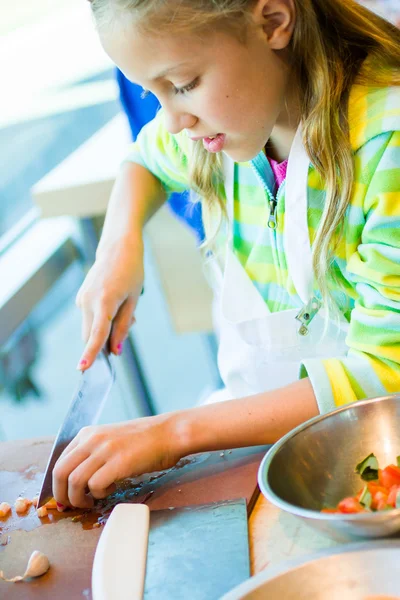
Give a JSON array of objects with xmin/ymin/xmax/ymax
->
[
  {"xmin": 76, "ymin": 238, "xmax": 144, "ymax": 370},
  {"xmin": 52, "ymin": 414, "xmax": 183, "ymax": 509}
]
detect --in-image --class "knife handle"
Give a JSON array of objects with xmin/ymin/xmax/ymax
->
[{"xmin": 92, "ymin": 504, "xmax": 150, "ymax": 600}]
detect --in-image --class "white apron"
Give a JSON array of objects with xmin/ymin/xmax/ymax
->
[{"xmin": 206, "ymin": 127, "xmax": 348, "ymax": 401}]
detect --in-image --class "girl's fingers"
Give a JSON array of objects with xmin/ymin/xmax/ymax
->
[
  {"xmin": 67, "ymin": 455, "xmax": 106, "ymax": 508},
  {"xmin": 109, "ymin": 297, "xmax": 136, "ymax": 355},
  {"xmin": 81, "ymin": 308, "xmax": 93, "ymax": 345},
  {"xmin": 53, "ymin": 446, "xmax": 92, "ymax": 507},
  {"xmin": 56, "ymin": 437, "xmax": 80, "ymax": 465},
  {"xmin": 77, "ymin": 308, "xmax": 114, "ymax": 370},
  {"xmin": 89, "ymin": 463, "xmax": 118, "ymax": 499},
  {"xmin": 76, "ymin": 285, "xmax": 93, "ymax": 343}
]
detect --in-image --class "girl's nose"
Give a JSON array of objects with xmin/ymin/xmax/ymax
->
[{"xmin": 164, "ymin": 109, "xmax": 197, "ymax": 135}]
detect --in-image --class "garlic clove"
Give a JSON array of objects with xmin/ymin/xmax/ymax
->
[
  {"xmin": 23, "ymin": 550, "xmax": 50, "ymax": 579},
  {"xmin": 0, "ymin": 550, "xmax": 50, "ymax": 582}
]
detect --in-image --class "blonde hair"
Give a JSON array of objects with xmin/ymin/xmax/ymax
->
[{"xmin": 90, "ymin": 0, "xmax": 400, "ymax": 310}]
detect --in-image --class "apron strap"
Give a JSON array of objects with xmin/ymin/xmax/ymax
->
[{"xmin": 283, "ymin": 126, "xmax": 314, "ymax": 305}]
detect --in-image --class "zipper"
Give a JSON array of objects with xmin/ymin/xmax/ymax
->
[
  {"xmin": 250, "ymin": 161, "xmax": 285, "ymax": 229},
  {"xmin": 267, "ymin": 200, "xmax": 277, "ymax": 229},
  {"xmin": 250, "ymin": 159, "xmax": 286, "ymax": 302},
  {"xmin": 250, "ymin": 157, "xmax": 320, "ymax": 331}
]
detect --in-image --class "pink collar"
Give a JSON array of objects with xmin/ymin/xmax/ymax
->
[{"xmin": 267, "ymin": 156, "xmax": 288, "ymax": 188}]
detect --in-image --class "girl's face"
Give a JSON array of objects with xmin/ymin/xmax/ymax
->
[{"xmin": 101, "ymin": 11, "xmax": 293, "ymax": 162}]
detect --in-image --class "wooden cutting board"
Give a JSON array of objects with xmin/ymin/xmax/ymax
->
[{"xmin": 0, "ymin": 437, "xmax": 268, "ymax": 599}]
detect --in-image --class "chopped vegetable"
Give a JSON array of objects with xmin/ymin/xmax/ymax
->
[
  {"xmin": 374, "ymin": 491, "xmax": 389, "ymax": 511},
  {"xmin": 387, "ymin": 486, "xmax": 397, "ymax": 508},
  {"xmin": 0, "ymin": 503, "xmax": 11, "ymax": 518},
  {"xmin": 44, "ymin": 498, "xmax": 57, "ymax": 510},
  {"xmin": 36, "ymin": 506, "xmax": 48, "ymax": 518},
  {"xmin": 15, "ymin": 498, "xmax": 32, "ymax": 515},
  {"xmin": 337, "ymin": 497, "xmax": 366, "ymax": 514},
  {"xmin": 355, "ymin": 453, "xmax": 379, "ymax": 481},
  {"xmin": 379, "ymin": 465, "xmax": 400, "ymax": 489},
  {"xmin": 29, "ymin": 497, "xmax": 56, "ymax": 512},
  {"xmin": 323, "ymin": 453, "xmax": 400, "ymax": 514},
  {"xmin": 360, "ymin": 482, "xmax": 388, "ymax": 510},
  {"xmin": 359, "ymin": 486, "xmax": 372, "ymax": 509}
]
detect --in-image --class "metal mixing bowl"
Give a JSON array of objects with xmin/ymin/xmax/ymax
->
[
  {"xmin": 222, "ymin": 540, "xmax": 400, "ymax": 600},
  {"xmin": 259, "ymin": 394, "xmax": 400, "ymax": 540}
]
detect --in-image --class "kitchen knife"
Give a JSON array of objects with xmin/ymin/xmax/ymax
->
[{"xmin": 37, "ymin": 349, "xmax": 115, "ymax": 507}]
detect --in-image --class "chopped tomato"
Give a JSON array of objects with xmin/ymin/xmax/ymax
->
[
  {"xmin": 367, "ymin": 482, "xmax": 389, "ymax": 496},
  {"xmin": 379, "ymin": 465, "xmax": 400, "ymax": 489},
  {"xmin": 322, "ymin": 455, "xmax": 400, "ymax": 514},
  {"xmin": 375, "ymin": 492, "xmax": 389, "ymax": 511},
  {"xmin": 387, "ymin": 485, "xmax": 400, "ymax": 508},
  {"xmin": 367, "ymin": 483, "xmax": 389, "ymax": 509},
  {"xmin": 338, "ymin": 497, "xmax": 365, "ymax": 514}
]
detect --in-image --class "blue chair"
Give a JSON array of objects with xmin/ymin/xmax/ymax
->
[{"xmin": 116, "ymin": 69, "xmax": 204, "ymax": 243}]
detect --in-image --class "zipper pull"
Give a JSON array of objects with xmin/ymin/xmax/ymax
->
[{"xmin": 267, "ymin": 200, "xmax": 277, "ymax": 229}]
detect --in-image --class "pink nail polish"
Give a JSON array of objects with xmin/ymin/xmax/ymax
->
[
  {"xmin": 77, "ymin": 359, "xmax": 88, "ymax": 370},
  {"xmin": 117, "ymin": 343, "xmax": 123, "ymax": 356},
  {"xmin": 56, "ymin": 502, "xmax": 65, "ymax": 512}
]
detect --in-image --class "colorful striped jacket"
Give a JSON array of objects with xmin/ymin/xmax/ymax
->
[{"xmin": 126, "ymin": 83, "xmax": 400, "ymax": 414}]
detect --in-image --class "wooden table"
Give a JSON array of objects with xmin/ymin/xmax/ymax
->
[
  {"xmin": 0, "ymin": 438, "xmax": 340, "ymax": 599},
  {"xmin": 249, "ymin": 490, "xmax": 339, "ymax": 575}
]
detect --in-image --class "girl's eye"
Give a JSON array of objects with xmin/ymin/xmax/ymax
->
[{"xmin": 174, "ymin": 78, "xmax": 199, "ymax": 95}]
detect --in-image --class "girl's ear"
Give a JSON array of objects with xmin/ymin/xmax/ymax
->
[{"xmin": 252, "ymin": 0, "xmax": 296, "ymax": 50}]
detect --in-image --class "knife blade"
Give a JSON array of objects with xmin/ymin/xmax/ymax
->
[{"xmin": 37, "ymin": 349, "xmax": 115, "ymax": 508}]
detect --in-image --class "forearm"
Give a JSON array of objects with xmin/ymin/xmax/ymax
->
[
  {"xmin": 173, "ymin": 378, "xmax": 318, "ymax": 455},
  {"xmin": 97, "ymin": 162, "xmax": 166, "ymax": 257}
]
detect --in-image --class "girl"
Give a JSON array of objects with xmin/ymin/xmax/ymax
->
[{"xmin": 53, "ymin": 0, "xmax": 400, "ymax": 509}]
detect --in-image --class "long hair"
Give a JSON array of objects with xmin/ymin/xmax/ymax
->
[{"xmin": 89, "ymin": 0, "xmax": 400, "ymax": 310}]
